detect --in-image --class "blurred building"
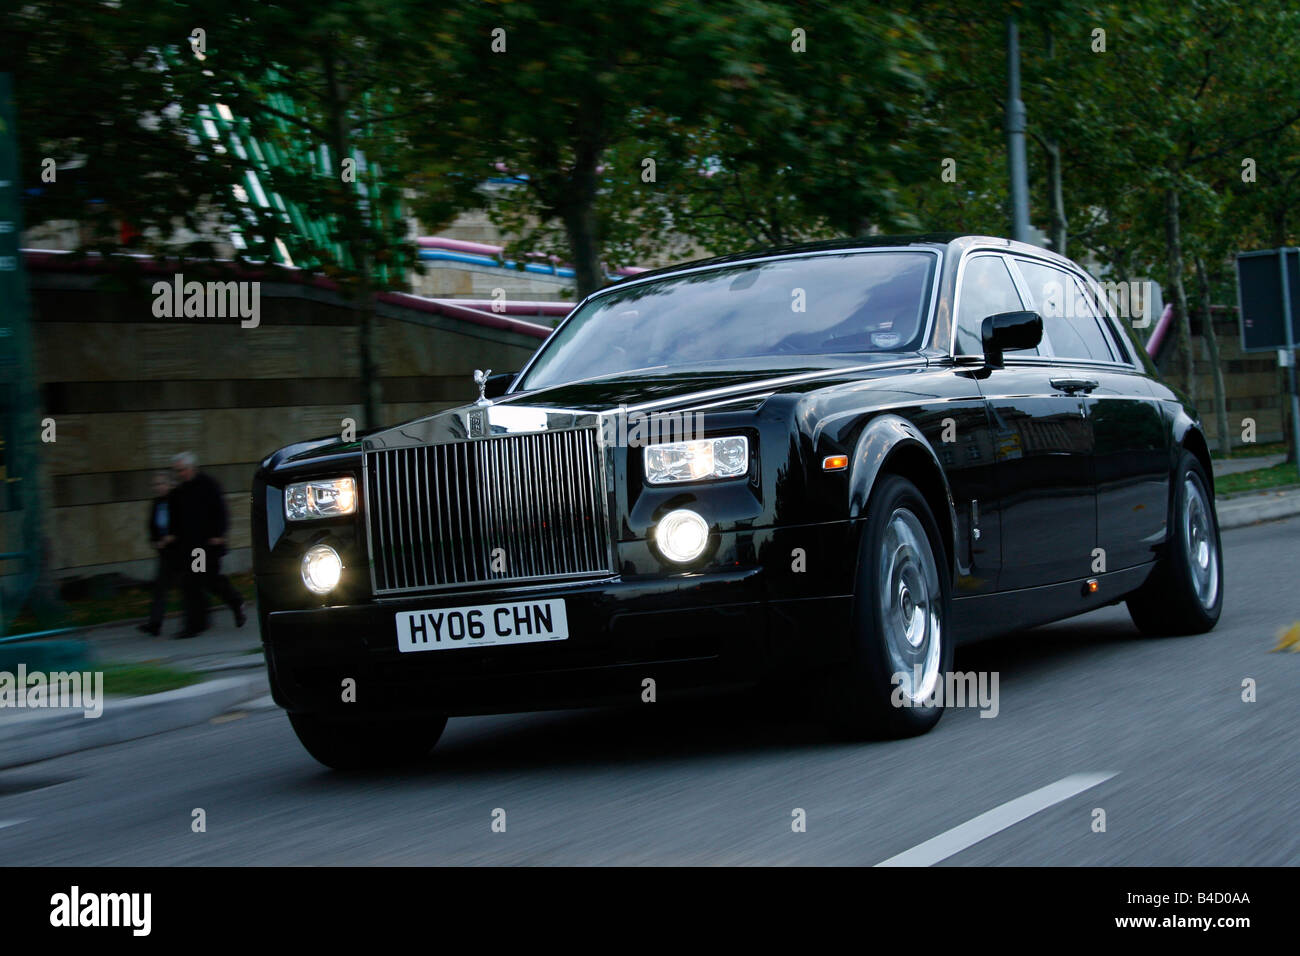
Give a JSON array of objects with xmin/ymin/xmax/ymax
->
[{"xmin": 16, "ymin": 249, "xmax": 558, "ymax": 582}]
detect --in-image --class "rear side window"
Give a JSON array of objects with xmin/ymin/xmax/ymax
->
[
  {"xmin": 1014, "ymin": 258, "xmax": 1115, "ymax": 362},
  {"xmin": 955, "ymin": 255, "xmax": 1025, "ymax": 356},
  {"xmin": 1075, "ymin": 275, "xmax": 1135, "ymax": 364}
]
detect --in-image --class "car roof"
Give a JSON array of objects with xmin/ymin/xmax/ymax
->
[{"xmin": 598, "ymin": 233, "xmax": 1076, "ymax": 297}]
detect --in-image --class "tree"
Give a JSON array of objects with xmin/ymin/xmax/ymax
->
[
  {"xmin": 4, "ymin": 1, "xmax": 222, "ymax": 252},
  {"xmin": 172, "ymin": 0, "xmax": 467, "ymax": 429},
  {"xmin": 403, "ymin": 1, "xmax": 759, "ymax": 299},
  {"xmin": 653, "ymin": 3, "xmax": 941, "ymax": 254}
]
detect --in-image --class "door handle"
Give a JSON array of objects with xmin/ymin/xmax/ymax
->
[{"xmin": 1050, "ymin": 377, "xmax": 1099, "ymax": 394}]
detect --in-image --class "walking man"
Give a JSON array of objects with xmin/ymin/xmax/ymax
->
[
  {"xmin": 138, "ymin": 471, "xmax": 179, "ymax": 636},
  {"xmin": 169, "ymin": 451, "xmax": 246, "ymax": 638}
]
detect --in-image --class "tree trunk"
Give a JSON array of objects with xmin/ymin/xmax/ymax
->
[
  {"xmin": 561, "ymin": 204, "xmax": 603, "ymax": 300},
  {"xmin": 356, "ymin": 294, "xmax": 380, "ymax": 429},
  {"xmin": 558, "ymin": 150, "xmax": 605, "ymax": 300},
  {"xmin": 1196, "ymin": 256, "xmax": 1231, "ymax": 458},
  {"xmin": 323, "ymin": 41, "xmax": 381, "ymax": 429},
  {"xmin": 1164, "ymin": 186, "xmax": 1196, "ymax": 404},
  {"xmin": 1045, "ymin": 138, "xmax": 1067, "ymax": 255}
]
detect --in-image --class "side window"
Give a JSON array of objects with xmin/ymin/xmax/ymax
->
[
  {"xmin": 1015, "ymin": 259, "xmax": 1114, "ymax": 361},
  {"xmin": 1073, "ymin": 275, "xmax": 1132, "ymax": 363},
  {"xmin": 955, "ymin": 255, "xmax": 1024, "ymax": 356}
]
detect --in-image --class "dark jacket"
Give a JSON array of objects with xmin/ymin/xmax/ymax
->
[{"xmin": 169, "ymin": 472, "xmax": 228, "ymax": 548}]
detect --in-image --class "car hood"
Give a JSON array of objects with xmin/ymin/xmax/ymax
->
[
  {"xmin": 503, "ymin": 352, "xmax": 928, "ymax": 412},
  {"xmin": 265, "ymin": 353, "xmax": 928, "ymax": 469}
]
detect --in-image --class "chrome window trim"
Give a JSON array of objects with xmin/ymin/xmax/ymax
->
[
  {"xmin": 1076, "ymin": 271, "xmax": 1143, "ymax": 370},
  {"xmin": 1007, "ymin": 253, "xmax": 1119, "ymax": 363},
  {"xmin": 1014, "ymin": 249, "xmax": 1141, "ymax": 369},
  {"xmin": 510, "ymin": 245, "xmax": 945, "ymax": 394},
  {"xmin": 949, "ymin": 250, "xmax": 1053, "ymax": 358},
  {"xmin": 950, "ymin": 246, "xmax": 1143, "ymax": 371}
]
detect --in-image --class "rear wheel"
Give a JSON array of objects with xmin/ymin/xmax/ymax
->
[
  {"xmin": 1127, "ymin": 451, "xmax": 1223, "ymax": 636},
  {"xmin": 826, "ymin": 473, "xmax": 954, "ymax": 738},
  {"xmin": 288, "ymin": 711, "xmax": 448, "ymax": 770}
]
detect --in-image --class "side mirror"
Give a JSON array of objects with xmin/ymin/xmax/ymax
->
[
  {"xmin": 981, "ymin": 311, "xmax": 1042, "ymax": 368},
  {"xmin": 484, "ymin": 371, "xmax": 517, "ymax": 399}
]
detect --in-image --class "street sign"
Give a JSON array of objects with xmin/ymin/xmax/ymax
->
[
  {"xmin": 1236, "ymin": 248, "xmax": 1300, "ymax": 352},
  {"xmin": 1235, "ymin": 247, "xmax": 1300, "ymax": 462}
]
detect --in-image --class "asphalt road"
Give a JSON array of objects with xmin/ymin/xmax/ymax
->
[{"xmin": 2, "ymin": 517, "xmax": 1297, "ymax": 865}]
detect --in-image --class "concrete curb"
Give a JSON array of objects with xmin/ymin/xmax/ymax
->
[
  {"xmin": 0, "ymin": 672, "xmax": 270, "ymax": 769},
  {"xmin": 1216, "ymin": 491, "xmax": 1300, "ymax": 530}
]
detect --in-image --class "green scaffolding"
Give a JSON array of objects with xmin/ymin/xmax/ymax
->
[
  {"xmin": 192, "ymin": 83, "xmax": 405, "ymax": 286},
  {"xmin": 0, "ymin": 72, "xmax": 48, "ymax": 633}
]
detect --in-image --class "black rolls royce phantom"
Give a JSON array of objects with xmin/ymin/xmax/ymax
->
[{"xmin": 252, "ymin": 234, "xmax": 1224, "ymax": 769}]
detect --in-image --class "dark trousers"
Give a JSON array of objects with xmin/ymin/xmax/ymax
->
[
  {"xmin": 181, "ymin": 545, "xmax": 243, "ymax": 633},
  {"xmin": 148, "ymin": 546, "xmax": 180, "ymax": 629}
]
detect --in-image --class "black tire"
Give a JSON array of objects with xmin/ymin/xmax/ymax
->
[
  {"xmin": 288, "ymin": 711, "xmax": 448, "ymax": 770},
  {"xmin": 1127, "ymin": 451, "xmax": 1223, "ymax": 636},
  {"xmin": 826, "ymin": 473, "xmax": 954, "ymax": 739}
]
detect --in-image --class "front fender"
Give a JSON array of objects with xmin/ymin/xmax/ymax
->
[{"xmin": 846, "ymin": 413, "xmax": 960, "ymax": 574}]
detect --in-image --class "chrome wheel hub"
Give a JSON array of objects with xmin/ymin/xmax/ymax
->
[
  {"xmin": 1182, "ymin": 473, "xmax": 1219, "ymax": 609},
  {"xmin": 878, "ymin": 508, "xmax": 942, "ymax": 702}
]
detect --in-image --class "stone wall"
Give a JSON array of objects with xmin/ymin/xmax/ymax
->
[
  {"xmin": 1155, "ymin": 307, "xmax": 1286, "ymax": 452},
  {"xmin": 15, "ymin": 257, "xmax": 549, "ymax": 580}
]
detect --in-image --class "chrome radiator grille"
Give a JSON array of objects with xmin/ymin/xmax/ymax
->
[{"xmin": 364, "ymin": 428, "xmax": 611, "ymax": 594}]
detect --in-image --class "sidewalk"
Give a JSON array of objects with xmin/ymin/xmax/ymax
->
[
  {"xmin": 0, "ymin": 609, "xmax": 271, "ymax": 769},
  {"xmin": 84, "ymin": 611, "xmax": 264, "ymax": 674},
  {"xmin": 1211, "ymin": 454, "xmax": 1300, "ymax": 528},
  {"xmin": 1216, "ymin": 484, "xmax": 1300, "ymax": 529},
  {"xmin": 1212, "ymin": 453, "xmax": 1287, "ymax": 477}
]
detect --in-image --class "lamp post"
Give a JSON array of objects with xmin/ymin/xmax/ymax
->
[{"xmin": 1006, "ymin": 17, "xmax": 1031, "ymax": 244}]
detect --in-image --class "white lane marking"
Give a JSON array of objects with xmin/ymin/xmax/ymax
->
[
  {"xmin": 0, "ymin": 820, "xmax": 27, "ymax": 831},
  {"xmin": 875, "ymin": 772, "xmax": 1118, "ymax": 867}
]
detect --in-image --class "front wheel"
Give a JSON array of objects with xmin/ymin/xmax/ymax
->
[
  {"xmin": 825, "ymin": 473, "xmax": 954, "ymax": 739},
  {"xmin": 1127, "ymin": 451, "xmax": 1223, "ymax": 636},
  {"xmin": 288, "ymin": 711, "xmax": 448, "ymax": 770}
]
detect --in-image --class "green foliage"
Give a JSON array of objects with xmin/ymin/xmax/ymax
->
[
  {"xmin": 8, "ymin": 0, "xmax": 1300, "ymax": 306},
  {"xmin": 6, "ymin": 1, "xmax": 220, "ymax": 253}
]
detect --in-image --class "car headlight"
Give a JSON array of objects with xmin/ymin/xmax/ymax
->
[
  {"xmin": 643, "ymin": 436, "xmax": 749, "ymax": 484},
  {"xmin": 285, "ymin": 477, "xmax": 357, "ymax": 520},
  {"xmin": 301, "ymin": 544, "xmax": 343, "ymax": 594},
  {"xmin": 654, "ymin": 509, "xmax": 710, "ymax": 563}
]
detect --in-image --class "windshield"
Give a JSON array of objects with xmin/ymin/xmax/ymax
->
[{"xmin": 517, "ymin": 250, "xmax": 937, "ymax": 391}]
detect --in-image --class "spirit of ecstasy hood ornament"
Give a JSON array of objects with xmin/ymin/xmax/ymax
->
[{"xmin": 473, "ymin": 368, "xmax": 493, "ymax": 406}]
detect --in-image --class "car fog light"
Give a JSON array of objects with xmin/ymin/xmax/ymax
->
[
  {"xmin": 655, "ymin": 509, "xmax": 710, "ymax": 564},
  {"xmin": 302, "ymin": 544, "xmax": 343, "ymax": 594}
]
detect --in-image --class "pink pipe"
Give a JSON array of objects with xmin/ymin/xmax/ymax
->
[
  {"xmin": 22, "ymin": 250, "xmax": 556, "ymax": 340},
  {"xmin": 1146, "ymin": 303, "xmax": 1175, "ymax": 359},
  {"xmin": 416, "ymin": 237, "xmax": 504, "ymax": 256},
  {"xmin": 378, "ymin": 292, "xmax": 552, "ymax": 339},
  {"xmin": 431, "ymin": 299, "xmax": 572, "ymax": 316}
]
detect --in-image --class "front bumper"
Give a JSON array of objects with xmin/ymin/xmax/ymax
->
[{"xmin": 261, "ymin": 567, "xmax": 852, "ymax": 717}]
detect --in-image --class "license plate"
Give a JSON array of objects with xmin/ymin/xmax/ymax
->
[{"xmin": 395, "ymin": 598, "xmax": 569, "ymax": 652}]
